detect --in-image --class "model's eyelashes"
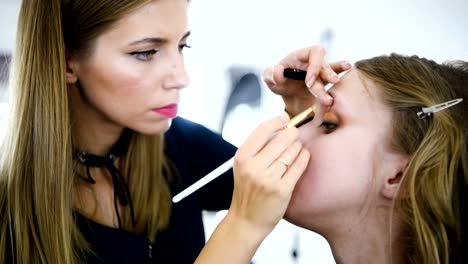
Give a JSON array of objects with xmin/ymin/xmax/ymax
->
[
  {"xmin": 130, "ymin": 49, "xmax": 158, "ymax": 61},
  {"xmin": 318, "ymin": 110, "xmax": 340, "ymax": 134},
  {"xmin": 319, "ymin": 121, "xmax": 338, "ymax": 134},
  {"xmin": 293, "ymin": 110, "xmax": 340, "ymax": 131}
]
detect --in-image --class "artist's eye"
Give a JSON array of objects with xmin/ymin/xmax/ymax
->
[
  {"xmin": 179, "ymin": 44, "xmax": 191, "ymax": 53},
  {"xmin": 130, "ymin": 49, "xmax": 158, "ymax": 61},
  {"xmin": 319, "ymin": 121, "xmax": 338, "ymax": 134}
]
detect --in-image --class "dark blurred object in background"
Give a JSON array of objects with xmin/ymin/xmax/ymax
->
[
  {"xmin": 0, "ymin": 53, "xmax": 11, "ymax": 84},
  {"xmin": 220, "ymin": 66, "xmax": 262, "ymax": 133}
]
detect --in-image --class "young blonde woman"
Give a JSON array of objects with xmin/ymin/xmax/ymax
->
[
  {"xmin": 267, "ymin": 54, "xmax": 467, "ymax": 263},
  {"xmin": 0, "ymin": 0, "xmax": 348, "ymax": 263}
]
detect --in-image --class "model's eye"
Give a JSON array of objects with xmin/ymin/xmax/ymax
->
[
  {"xmin": 319, "ymin": 121, "xmax": 338, "ymax": 134},
  {"xmin": 179, "ymin": 44, "xmax": 191, "ymax": 53},
  {"xmin": 130, "ymin": 49, "xmax": 158, "ymax": 61}
]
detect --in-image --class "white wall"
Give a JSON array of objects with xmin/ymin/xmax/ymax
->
[
  {"xmin": 0, "ymin": 1, "xmax": 19, "ymax": 53},
  {"xmin": 1, "ymin": 0, "xmax": 467, "ymax": 263}
]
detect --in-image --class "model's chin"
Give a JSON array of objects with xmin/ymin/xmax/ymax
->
[
  {"xmin": 284, "ymin": 198, "xmax": 296, "ymax": 222},
  {"xmin": 284, "ymin": 190, "xmax": 306, "ymax": 226},
  {"xmin": 283, "ymin": 208, "xmax": 302, "ymax": 229}
]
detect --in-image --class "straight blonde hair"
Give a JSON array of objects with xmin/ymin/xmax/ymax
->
[{"xmin": 0, "ymin": 0, "xmax": 173, "ymax": 263}]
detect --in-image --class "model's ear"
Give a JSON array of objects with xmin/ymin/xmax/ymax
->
[
  {"xmin": 66, "ymin": 54, "xmax": 79, "ymax": 84},
  {"xmin": 381, "ymin": 153, "xmax": 410, "ymax": 200}
]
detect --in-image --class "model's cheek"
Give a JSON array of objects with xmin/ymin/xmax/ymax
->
[
  {"xmin": 293, "ymin": 157, "xmax": 326, "ymax": 198},
  {"xmin": 298, "ymin": 123, "xmax": 320, "ymax": 143}
]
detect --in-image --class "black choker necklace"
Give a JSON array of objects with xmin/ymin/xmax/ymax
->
[{"xmin": 74, "ymin": 129, "xmax": 135, "ymax": 228}]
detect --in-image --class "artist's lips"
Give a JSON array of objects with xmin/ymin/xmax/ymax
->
[{"xmin": 152, "ymin": 104, "xmax": 178, "ymax": 117}]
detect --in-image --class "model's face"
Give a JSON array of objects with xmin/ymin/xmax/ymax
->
[
  {"xmin": 285, "ymin": 69, "xmax": 399, "ymax": 231},
  {"xmin": 69, "ymin": 0, "xmax": 190, "ymax": 134}
]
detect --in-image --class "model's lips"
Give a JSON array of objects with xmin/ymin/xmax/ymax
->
[{"xmin": 152, "ymin": 104, "xmax": 178, "ymax": 118}]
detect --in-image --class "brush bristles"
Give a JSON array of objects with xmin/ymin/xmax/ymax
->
[{"xmin": 286, "ymin": 103, "xmax": 318, "ymax": 129}]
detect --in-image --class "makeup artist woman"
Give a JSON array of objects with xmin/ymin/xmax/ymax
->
[{"xmin": 0, "ymin": 0, "xmax": 348, "ymax": 263}]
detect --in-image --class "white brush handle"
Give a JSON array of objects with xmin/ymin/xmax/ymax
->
[{"xmin": 172, "ymin": 157, "xmax": 235, "ymax": 203}]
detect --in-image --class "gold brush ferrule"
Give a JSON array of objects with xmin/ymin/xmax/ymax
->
[{"xmin": 286, "ymin": 103, "xmax": 318, "ymax": 129}]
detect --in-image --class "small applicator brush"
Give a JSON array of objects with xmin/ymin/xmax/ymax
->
[{"xmin": 172, "ymin": 103, "xmax": 318, "ymax": 203}]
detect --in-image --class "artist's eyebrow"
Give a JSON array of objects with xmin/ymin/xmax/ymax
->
[{"xmin": 129, "ymin": 31, "xmax": 191, "ymax": 46}]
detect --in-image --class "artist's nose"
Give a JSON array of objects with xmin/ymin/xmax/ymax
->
[{"xmin": 162, "ymin": 53, "xmax": 190, "ymax": 90}]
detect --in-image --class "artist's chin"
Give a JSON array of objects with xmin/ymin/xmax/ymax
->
[{"xmin": 134, "ymin": 118, "xmax": 173, "ymax": 136}]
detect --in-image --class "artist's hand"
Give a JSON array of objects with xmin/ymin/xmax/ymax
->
[
  {"xmin": 263, "ymin": 45, "xmax": 351, "ymax": 116},
  {"xmin": 227, "ymin": 115, "xmax": 310, "ymax": 236}
]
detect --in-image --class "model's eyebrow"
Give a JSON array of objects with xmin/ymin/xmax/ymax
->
[
  {"xmin": 328, "ymin": 82, "xmax": 372, "ymax": 120},
  {"xmin": 327, "ymin": 89, "xmax": 344, "ymax": 115},
  {"xmin": 129, "ymin": 31, "xmax": 191, "ymax": 46},
  {"xmin": 328, "ymin": 89, "xmax": 339, "ymax": 108}
]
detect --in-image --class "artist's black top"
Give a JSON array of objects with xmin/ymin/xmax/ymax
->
[{"xmin": 4, "ymin": 117, "xmax": 236, "ymax": 263}]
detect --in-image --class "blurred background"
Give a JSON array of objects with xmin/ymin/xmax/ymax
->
[{"xmin": 1, "ymin": 0, "xmax": 467, "ymax": 263}]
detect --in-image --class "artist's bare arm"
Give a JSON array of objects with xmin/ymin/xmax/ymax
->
[{"xmin": 195, "ymin": 214, "xmax": 268, "ymax": 264}]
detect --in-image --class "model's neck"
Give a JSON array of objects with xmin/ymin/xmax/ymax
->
[{"xmin": 325, "ymin": 211, "xmax": 404, "ymax": 264}]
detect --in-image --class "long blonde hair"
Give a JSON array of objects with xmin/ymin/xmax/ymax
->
[
  {"xmin": 0, "ymin": 0, "xmax": 172, "ymax": 263},
  {"xmin": 356, "ymin": 55, "xmax": 467, "ymax": 263}
]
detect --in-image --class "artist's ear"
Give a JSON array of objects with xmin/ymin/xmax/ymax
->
[
  {"xmin": 66, "ymin": 53, "xmax": 79, "ymax": 84},
  {"xmin": 381, "ymin": 154, "xmax": 410, "ymax": 200}
]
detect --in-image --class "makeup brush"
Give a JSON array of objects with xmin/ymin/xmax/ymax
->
[{"xmin": 172, "ymin": 103, "xmax": 318, "ymax": 203}]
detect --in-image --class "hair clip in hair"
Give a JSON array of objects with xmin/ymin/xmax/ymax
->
[{"xmin": 417, "ymin": 98, "xmax": 463, "ymax": 119}]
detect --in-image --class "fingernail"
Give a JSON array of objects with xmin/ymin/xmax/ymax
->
[
  {"xmin": 342, "ymin": 62, "xmax": 352, "ymax": 69},
  {"xmin": 309, "ymin": 88, "xmax": 318, "ymax": 97},
  {"xmin": 306, "ymin": 75, "xmax": 315, "ymax": 89},
  {"xmin": 263, "ymin": 65, "xmax": 277, "ymax": 85},
  {"xmin": 325, "ymin": 94, "xmax": 333, "ymax": 103},
  {"xmin": 329, "ymin": 73, "xmax": 339, "ymax": 83}
]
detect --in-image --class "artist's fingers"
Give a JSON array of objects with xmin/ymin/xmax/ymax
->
[
  {"xmin": 266, "ymin": 139, "xmax": 303, "ymax": 180},
  {"xmin": 329, "ymin": 60, "xmax": 352, "ymax": 73},
  {"xmin": 304, "ymin": 46, "xmax": 326, "ymax": 90},
  {"xmin": 236, "ymin": 115, "xmax": 289, "ymax": 160},
  {"xmin": 311, "ymin": 61, "xmax": 352, "ymax": 106},
  {"xmin": 317, "ymin": 60, "xmax": 352, "ymax": 82},
  {"xmin": 268, "ymin": 45, "xmax": 325, "ymax": 86},
  {"xmin": 263, "ymin": 46, "xmax": 352, "ymax": 108},
  {"xmin": 263, "ymin": 64, "xmax": 283, "ymax": 87},
  {"xmin": 308, "ymin": 78, "xmax": 331, "ymax": 106},
  {"xmin": 255, "ymin": 127, "xmax": 299, "ymax": 167},
  {"xmin": 280, "ymin": 148, "xmax": 310, "ymax": 192},
  {"xmin": 318, "ymin": 62, "xmax": 340, "ymax": 85}
]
